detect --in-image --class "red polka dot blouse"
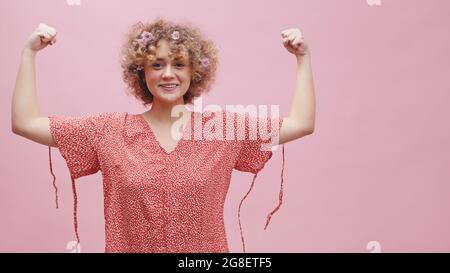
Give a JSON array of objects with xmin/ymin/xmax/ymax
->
[{"xmin": 47, "ymin": 110, "xmax": 285, "ymax": 253}]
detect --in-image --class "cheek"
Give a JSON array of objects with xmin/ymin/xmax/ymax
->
[
  {"xmin": 182, "ymin": 71, "xmax": 192, "ymax": 82},
  {"xmin": 145, "ymin": 74, "xmax": 159, "ymax": 86}
]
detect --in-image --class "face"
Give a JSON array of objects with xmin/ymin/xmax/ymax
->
[{"xmin": 143, "ymin": 39, "xmax": 192, "ymax": 105}]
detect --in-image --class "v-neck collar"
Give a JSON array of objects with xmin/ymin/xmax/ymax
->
[{"xmin": 137, "ymin": 111, "xmax": 193, "ymax": 155}]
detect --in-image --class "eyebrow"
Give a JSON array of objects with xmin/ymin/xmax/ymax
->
[{"xmin": 155, "ymin": 57, "xmax": 185, "ymax": 61}]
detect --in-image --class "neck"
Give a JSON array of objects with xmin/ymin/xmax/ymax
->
[{"xmin": 145, "ymin": 99, "xmax": 189, "ymax": 123}]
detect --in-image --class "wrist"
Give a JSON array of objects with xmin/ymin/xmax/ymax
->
[
  {"xmin": 296, "ymin": 52, "xmax": 310, "ymax": 64},
  {"xmin": 21, "ymin": 47, "xmax": 37, "ymax": 58}
]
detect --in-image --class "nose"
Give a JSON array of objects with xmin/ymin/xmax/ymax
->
[{"xmin": 162, "ymin": 64, "xmax": 175, "ymax": 78}]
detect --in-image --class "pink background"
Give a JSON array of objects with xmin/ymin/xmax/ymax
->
[{"xmin": 1, "ymin": 0, "xmax": 450, "ymax": 253}]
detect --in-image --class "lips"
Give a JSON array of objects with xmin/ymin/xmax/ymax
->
[
  {"xmin": 158, "ymin": 83, "xmax": 179, "ymax": 87},
  {"xmin": 159, "ymin": 84, "xmax": 179, "ymax": 92}
]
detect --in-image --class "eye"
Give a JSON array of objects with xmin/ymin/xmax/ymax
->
[{"xmin": 152, "ymin": 62, "xmax": 185, "ymax": 69}]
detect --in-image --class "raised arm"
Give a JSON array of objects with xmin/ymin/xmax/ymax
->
[
  {"xmin": 278, "ymin": 28, "xmax": 316, "ymax": 145},
  {"xmin": 11, "ymin": 23, "xmax": 58, "ymax": 147}
]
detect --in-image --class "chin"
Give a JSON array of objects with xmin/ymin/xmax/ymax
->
[
  {"xmin": 150, "ymin": 85, "xmax": 188, "ymax": 103},
  {"xmin": 156, "ymin": 92, "xmax": 185, "ymax": 103}
]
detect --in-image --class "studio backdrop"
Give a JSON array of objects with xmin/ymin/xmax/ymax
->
[{"xmin": 1, "ymin": 0, "xmax": 449, "ymax": 252}]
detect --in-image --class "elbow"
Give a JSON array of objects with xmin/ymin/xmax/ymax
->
[
  {"xmin": 12, "ymin": 124, "xmax": 23, "ymax": 136},
  {"xmin": 289, "ymin": 121, "xmax": 315, "ymax": 139},
  {"xmin": 304, "ymin": 121, "xmax": 315, "ymax": 134},
  {"xmin": 301, "ymin": 128, "xmax": 314, "ymax": 136},
  {"xmin": 293, "ymin": 125, "xmax": 314, "ymax": 139},
  {"xmin": 11, "ymin": 115, "xmax": 32, "ymax": 136},
  {"xmin": 11, "ymin": 119, "xmax": 20, "ymax": 135},
  {"xmin": 299, "ymin": 123, "xmax": 315, "ymax": 135},
  {"xmin": 11, "ymin": 119, "xmax": 27, "ymax": 136},
  {"xmin": 11, "ymin": 115, "xmax": 20, "ymax": 134}
]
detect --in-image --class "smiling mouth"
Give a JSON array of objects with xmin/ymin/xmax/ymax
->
[
  {"xmin": 159, "ymin": 84, "xmax": 179, "ymax": 91},
  {"xmin": 158, "ymin": 84, "xmax": 179, "ymax": 87}
]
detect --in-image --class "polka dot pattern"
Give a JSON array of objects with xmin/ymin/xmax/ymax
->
[{"xmin": 47, "ymin": 110, "xmax": 284, "ymax": 252}]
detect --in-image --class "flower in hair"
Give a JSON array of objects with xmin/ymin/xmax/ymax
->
[
  {"xmin": 136, "ymin": 31, "xmax": 154, "ymax": 48},
  {"xmin": 200, "ymin": 57, "xmax": 210, "ymax": 68},
  {"xmin": 171, "ymin": 30, "xmax": 180, "ymax": 40}
]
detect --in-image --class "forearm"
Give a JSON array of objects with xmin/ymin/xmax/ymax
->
[
  {"xmin": 288, "ymin": 53, "xmax": 316, "ymax": 132},
  {"xmin": 11, "ymin": 48, "xmax": 40, "ymax": 132}
]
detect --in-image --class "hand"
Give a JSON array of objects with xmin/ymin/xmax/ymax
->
[
  {"xmin": 23, "ymin": 23, "xmax": 57, "ymax": 53},
  {"xmin": 281, "ymin": 28, "xmax": 309, "ymax": 57}
]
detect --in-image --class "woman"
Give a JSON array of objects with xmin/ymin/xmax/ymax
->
[{"xmin": 11, "ymin": 18, "xmax": 315, "ymax": 253}]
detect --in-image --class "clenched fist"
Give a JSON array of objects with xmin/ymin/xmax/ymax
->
[
  {"xmin": 24, "ymin": 23, "xmax": 57, "ymax": 52},
  {"xmin": 281, "ymin": 28, "xmax": 309, "ymax": 57}
]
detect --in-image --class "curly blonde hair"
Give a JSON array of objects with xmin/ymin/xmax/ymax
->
[{"xmin": 119, "ymin": 17, "xmax": 219, "ymax": 106}]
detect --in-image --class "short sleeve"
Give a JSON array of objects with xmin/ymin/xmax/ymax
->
[
  {"xmin": 233, "ymin": 112, "xmax": 284, "ymax": 174},
  {"xmin": 48, "ymin": 112, "xmax": 112, "ymax": 179}
]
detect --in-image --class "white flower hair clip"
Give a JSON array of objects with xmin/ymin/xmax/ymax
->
[
  {"xmin": 200, "ymin": 57, "xmax": 210, "ymax": 68},
  {"xmin": 171, "ymin": 30, "xmax": 180, "ymax": 40},
  {"xmin": 128, "ymin": 63, "xmax": 144, "ymax": 73},
  {"xmin": 133, "ymin": 30, "xmax": 154, "ymax": 51},
  {"xmin": 138, "ymin": 31, "xmax": 154, "ymax": 45}
]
